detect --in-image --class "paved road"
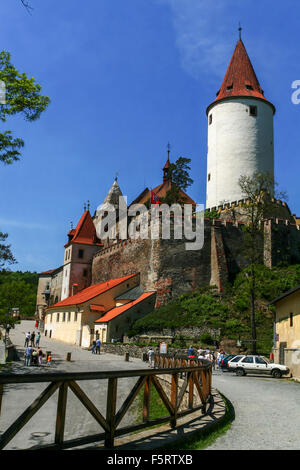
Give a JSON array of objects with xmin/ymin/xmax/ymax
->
[
  {"xmin": 2, "ymin": 321, "xmax": 300, "ymax": 450},
  {"xmin": 208, "ymin": 370, "xmax": 300, "ymax": 450},
  {"xmin": 0, "ymin": 321, "xmax": 148, "ymax": 450}
]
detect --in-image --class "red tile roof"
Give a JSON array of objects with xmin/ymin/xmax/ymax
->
[
  {"xmin": 47, "ymin": 274, "xmax": 138, "ymax": 309},
  {"xmin": 40, "ymin": 269, "xmax": 56, "ymax": 275},
  {"xmin": 95, "ymin": 292, "xmax": 155, "ymax": 323},
  {"xmin": 135, "ymin": 180, "xmax": 196, "ymax": 206},
  {"xmin": 163, "ymin": 157, "xmax": 170, "ymax": 170},
  {"xmin": 208, "ymin": 40, "xmax": 275, "ymax": 114},
  {"xmin": 65, "ymin": 210, "xmax": 103, "ymax": 247},
  {"xmin": 90, "ymin": 304, "xmax": 106, "ymax": 312}
]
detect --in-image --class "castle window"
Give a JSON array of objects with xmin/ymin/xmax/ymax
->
[
  {"xmin": 83, "ymin": 269, "xmax": 88, "ymax": 277},
  {"xmin": 208, "ymin": 173, "xmax": 211, "ymax": 182},
  {"xmin": 63, "ymin": 312, "xmax": 66, "ymax": 322},
  {"xmin": 209, "ymin": 114, "xmax": 212, "ymax": 125},
  {"xmin": 75, "ymin": 312, "xmax": 78, "ymax": 322},
  {"xmin": 78, "ymin": 249, "xmax": 84, "ymax": 259},
  {"xmin": 57, "ymin": 313, "xmax": 60, "ymax": 322},
  {"xmin": 249, "ymin": 105, "xmax": 257, "ymax": 116},
  {"xmin": 245, "ymin": 84, "xmax": 253, "ymax": 90},
  {"xmin": 68, "ymin": 311, "xmax": 71, "ymax": 322},
  {"xmin": 290, "ymin": 312, "xmax": 293, "ymax": 327}
]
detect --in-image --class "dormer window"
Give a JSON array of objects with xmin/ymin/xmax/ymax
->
[
  {"xmin": 226, "ymin": 83, "xmax": 233, "ymax": 91},
  {"xmin": 245, "ymin": 84, "xmax": 253, "ymax": 90}
]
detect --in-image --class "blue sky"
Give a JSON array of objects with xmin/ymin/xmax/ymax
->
[{"xmin": 1, "ymin": 0, "xmax": 300, "ymax": 273}]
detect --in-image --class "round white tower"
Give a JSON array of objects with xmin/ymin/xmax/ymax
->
[{"xmin": 206, "ymin": 37, "xmax": 275, "ymax": 209}]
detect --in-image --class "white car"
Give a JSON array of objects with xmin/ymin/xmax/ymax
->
[{"xmin": 227, "ymin": 355, "xmax": 289, "ymax": 378}]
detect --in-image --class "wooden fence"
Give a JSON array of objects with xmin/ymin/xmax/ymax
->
[{"xmin": 0, "ymin": 356, "xmax": 212, "ymax": 450}]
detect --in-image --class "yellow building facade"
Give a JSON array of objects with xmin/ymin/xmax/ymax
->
[{"xmin": 273, "ymin": 286, "xmax": 300, "ymax": 380}]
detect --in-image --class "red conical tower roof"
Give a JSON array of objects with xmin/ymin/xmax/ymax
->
[
  {"xmin": 65, "ymin": 210, "xmax": 102, "ymax": 247},
  {"xmin": 207, "ymin": 39, "xmax": 275, "ymax": 114}
]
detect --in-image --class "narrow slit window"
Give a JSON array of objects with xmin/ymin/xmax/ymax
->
[
  {"xmin": 209, "ymin": 114, "xmax": 212, "ymax": 125},
  {"xmin": 249, "ymin": 105, "xmax": 257, "ymax": 116},
  {"xmin": 290, "ymin": 312, "xmax": 293, "ymax": 327},
  {"xmin": 208, "ymin": 173, "xmax": 211, "ymax": 182}
]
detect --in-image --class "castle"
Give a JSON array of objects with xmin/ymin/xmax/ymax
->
[{"xmin": 36, "ymin": 35, "xmax": 300, "ymax": 346}]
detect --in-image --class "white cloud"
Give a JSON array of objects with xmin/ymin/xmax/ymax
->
[
  {"xmin": 0, "ymin": 219, "xmax": 52, "ymax": 230},
  {"xmin": 161, "ymin": 0, "xmax": 238, "ymax": 80}
]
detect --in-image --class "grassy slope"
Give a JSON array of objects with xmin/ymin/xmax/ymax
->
[{"xmin": 130, "ymin": 264, "xmax": 300, "ymax": 354}]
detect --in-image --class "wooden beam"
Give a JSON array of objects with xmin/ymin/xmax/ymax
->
[
  {"xmin": 0, "ymin": 384, "xmax": 3, "ymax": 417},
  {"xmin": 104, "ymin": 378, "xmax": 117, "ymax": 448},
  {"xmin": 68, "ymin": 380, "xmax": 109, "ymax": 432},
  {"xmin": 151, "ymin": 375, "xmax": 174, "ymax": 416},
  {"xmin": 193, "ymin": 371, "xmax": 206, "ymax": 405},
  {"xmin": 55, "ymin": 382, "xmax": 68, "ymax": 446},
  {"xmin": 143, "ymin": 376, "xmax": 151, "ymax": 422},
  {"xmin": 170, "ymin": 373, "xmax": 178, "ymax": 428},
  {"xmin": 188, "ymin": 372, "xmax": 194, "ymax": 409},
  {"xmin": 115, "ymin": 376, "xmax": 145, "ymax": 428},
  {"xmin": 0, "ymin": 381, "xmax": 61, "ymax": 450}
]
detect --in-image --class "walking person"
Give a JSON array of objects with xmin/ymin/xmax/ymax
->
[
  {"xmin": 37, "ymin": 347, "xmax": 43, "ymax": 366},
  {"xmin": 35, "ymin": 331, "xmax": 41, "ymax": 348},
  {"xmin": 47, "ymin": 353, "xmax": 52, "ymax": 366},
  {"xmin": 147, "ymin": 347, "xmax": 155, "ymax": 368},
  {"xmin": 24, "ymin": 331, "xmax": 30, "ymax": 347},
  {"xmin": 24, "ymin": 345, "xmax": 33, "ymax": 366},
  {"xmin": 92, "ymin": 339, "xmax": 96, "ymax": 354},
  {"xmin": 95, "ymin": 338, "xmax": 101, "ymax": 354},
  {"xmin": 30, "ymin": 331, "xmax": 36, "ymax": 347}
]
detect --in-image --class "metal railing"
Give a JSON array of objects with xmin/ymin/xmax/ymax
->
[{"xmin": 0, "ymin": 359, "xmax": 212, "ymax": 450}]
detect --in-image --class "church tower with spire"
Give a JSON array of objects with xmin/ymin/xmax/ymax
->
[{"xmin": 206, "ymin": 31, "xmax": 276, "ymax": 209}]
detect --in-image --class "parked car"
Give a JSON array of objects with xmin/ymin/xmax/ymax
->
[
  {"xmin": 220, "ymin": 354, "xmax": 237, "ymax": 370},
  {"xmin": 227, "ymin": 355, "xmax": 289, "ymax": 378}
]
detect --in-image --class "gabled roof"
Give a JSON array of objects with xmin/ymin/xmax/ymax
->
[
  {"xmin": 40, "ymin": 266, "xmax": 63, "ymax": 276},
  {"xmin": 65, "ymin": 210, "xmax": 102, "ymax": 247},
  {"xmin": 95, "ymin": 292, "xmax": 155, "ymax": 323},
  {"xmin": 132, "ymin": 180, "xmax": 196, "ymax": 206},
  {"xmin": 47, "ymin": 273, "xmax": 138, "ymax": 309},
  {"xmin": 115, "ymin": 285, "xmax": 144, "ymax": 300},
  {"xmin": 207, "ymin": 39, "xmax": 275, "ymax": 114},
  {"xmin": 270, "ymin": 284, "xmax": 300, "ymax": 305}
]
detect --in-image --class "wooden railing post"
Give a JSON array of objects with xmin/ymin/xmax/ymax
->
[
  {"xmin": 55, "ymin": 382, "xmax": 68, "ymax": 447},
  {"xmin": 0, "ymin": 384, "xmax": 3, "ymax": 417},
  {"xmin": 105, "ymin": 377, "xmax": 118, "ymax": 448},
  {"xmin": 170, "ymin": 373, "xmax": 178, "ymax": 428},
  {"xmin": 201, "ymin": 370, "xmax": 207, "ymax": 414},
  {"xmin": 143, "ymin": 376, "xmax": 151, "ymax": 422},
  {"xmin": 188, "ymin": 372, "xmax": 194, "ymax": 409}
]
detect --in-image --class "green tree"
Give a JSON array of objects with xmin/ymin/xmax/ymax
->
[
  {"xmin": 238, "ymin": 171, "xmax": 287, "ymax": 354},
  {"xmin": 166, "ymin": 157, "xmax": 193, "ymax": 191},
  {"xmin": 162, "ymin": 157, "xmax": 194, "ymax": 205},
  {"xmin": 0, "ymin": 232, "xmax": 16, "ymax": 268},
  {"xmin": 0, "ymin": 50, "xmax": 50, "ymax": 164},
  {"xmin": 0, "ymin": 279, "xmax": 37, "ymax": 328}
]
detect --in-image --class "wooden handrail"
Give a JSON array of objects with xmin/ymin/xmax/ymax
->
[{"xmin": 0, "ymin": 361, "xmax": 212, "ymax": 450}]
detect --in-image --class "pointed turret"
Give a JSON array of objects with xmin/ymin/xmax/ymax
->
[
  {"xmin": 102, "ymin": 178, "xmax": 124, "ymax": 211},
  {"xmin": 206, "ymin": 36, "xmax": 275, "ymax": 209},
  {"xmin": 208, "ymin": 39, "xmax": 275, "ymax": 114}
]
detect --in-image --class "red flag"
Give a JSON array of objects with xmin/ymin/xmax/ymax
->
[{"xmin": 151, "ymin": 190, "xmax": 162, "ymax": 205}]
